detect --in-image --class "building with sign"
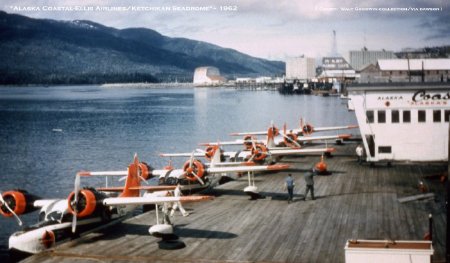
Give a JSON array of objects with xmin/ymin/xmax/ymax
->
[
  {"xmin": 347, "ymin": 83, "xmax": 450, "ymax": 162},
  {"xmin": 317, "ymin": 57, "xmax": 358, "ymax": 82}
]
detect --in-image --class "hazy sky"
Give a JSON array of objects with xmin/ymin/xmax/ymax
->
[{"xmin": 2, "ymin": 0, "xmax": 449, "ymax": 60}]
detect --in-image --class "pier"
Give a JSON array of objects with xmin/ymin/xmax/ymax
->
[{"xmin": 22, "ymin": 143, "xmax": 446, "ymax": 262}]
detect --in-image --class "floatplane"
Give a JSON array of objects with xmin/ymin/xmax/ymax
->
[
  {"xmin": 0, "ymin": 154, "xmax": 212, "ymax": 255},
  {"xmin": 203, "ymin": 123, "xmax": 351, "ymax": 150},
  {"xmin": 229, "ymin": 119, "xmax": 358, "ymax": 139},
  {"xmin": 157, "ymin": 148, "xmax": 290, "ymax": 199}
]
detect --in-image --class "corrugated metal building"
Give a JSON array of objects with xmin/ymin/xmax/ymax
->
[{"xmin": 359, "ymin": 59, "xmax": 450, "ymax": 83}]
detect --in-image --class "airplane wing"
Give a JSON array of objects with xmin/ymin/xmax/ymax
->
[
  {"xmin": 230, "ymin": 125, "xmax": 358, "ymax": 136},
  {"xmin": 199, "ymin": 139, "xmax": 265, "ymax": 146},
  {"xmin": 312, "ymin": 124, "xmax": 358, "ymax": 132},
  {"xmin": 268, "ymin": 147, "xmax": 335, "ymax": 156},
  {"xmin": 296, "ymin": 134, "xmax": 352, "ymax": 142},
  {"xmin": 97, "ymin": 186, "xmax": 177, "ymax": 192},
  {"xmin": 159, "ymin": 152, "xmax": 204, "ymax": 158},
  {"xmin": 229, "ymin": 131, "xmax": 267, "ymax": 136},
  {"xmin": 103, "ymin": 195, "xmax": 213, "ymax": 206},
  {"xmin": 78, "ymin": 171, "xmax": 128, "ymax": 176},
  {"xmin": 206, "ymin": 164, "xmax": 289, "ymax": 174},
  {"xmin": 291, "ymin": 124, "xmax": 358, "ymax": 134}
]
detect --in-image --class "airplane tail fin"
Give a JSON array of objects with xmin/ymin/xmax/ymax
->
[
  {"xmin": 120, "ymin": 154, "xmax": 151, "ymax": 197},
  {"xmin": 212, "ymin": 146, "xmax": 221, "ymax": 167},
  {"xmin": 266, "ymin": 124, "xmax": 277, "ymax": 148}
]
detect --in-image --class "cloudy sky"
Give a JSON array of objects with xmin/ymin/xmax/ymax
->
[{"xmin": 2, "ymin": 0, "xmax": 449, "ymax": 60}]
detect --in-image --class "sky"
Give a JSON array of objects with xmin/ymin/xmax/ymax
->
[{"xmin": 2, "ymin": 0, "xmax": 449, "ymax": 61}]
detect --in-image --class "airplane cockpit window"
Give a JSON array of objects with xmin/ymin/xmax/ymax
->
[{"xmin": 46, "ymin": 211, "xmax": 63, "ymax": 222}]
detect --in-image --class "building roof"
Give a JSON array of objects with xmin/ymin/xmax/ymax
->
[
  {"xmin": 378, "ymin": 59, "xmax": 450, "ymax": 71},
  {"xmin": 348, "ymin": 82, "xmax": 450, "ymax": 92}
]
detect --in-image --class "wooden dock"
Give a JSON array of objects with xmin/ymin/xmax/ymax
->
[{"xmin": 22, "ymin": 143, "xmax": 447, "ymax": 263}]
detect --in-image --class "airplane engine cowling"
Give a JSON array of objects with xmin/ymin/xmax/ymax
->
[
  {"xmin": 204, "ymin": 146, "xmax": 217, "ymax": 160},
  {"xmin": 251, "ymin": 144, "xmax": 268, "ymax": 162},
  {"xmin": 284, "ymin": 133, "xmax": 298, "ymax": 147},
  {"xmin": 302, "ymin": 124, "xmax": 314, "ymax": 135},
  {"xmin": 0, "ymin": 190, "xmax": 41, "ymax": 217},
  {"xmin": 243, "ymin": 135, "xmax": 254, "ymax": 150},
  {"xmin": 67, "ymin": 189, "xmax": 105, "ymax": 218},
  {"xmin": 183, "ymin": 160, "xmax": 205, "ymax": 182},
  {"xmin": 138, "ymin": 162, "xmax": 153, "ymax": 180}
]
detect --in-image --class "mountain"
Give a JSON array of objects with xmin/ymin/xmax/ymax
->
[{"xmin": 0, "ymin": 11, "xmax": 285, "ymax": 84}]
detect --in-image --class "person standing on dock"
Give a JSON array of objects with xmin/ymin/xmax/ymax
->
[
  {"xmin": 303, "ymin": 168, "xmax": 315, "ymax": 200},
  {"xmin": 170, "ymin": 183, "xmax": 189, "ymax": 217},
  {"xmin": 285, "ymin": 174, "xmax": 295, "ymax": 203},
  {"xmin": 356, "ymin": 144, "xmax": 364, "ymax": 165}
]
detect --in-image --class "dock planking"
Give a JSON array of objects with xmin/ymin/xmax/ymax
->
[{"xmin": 22, "ymin": 143, "xmax": 447, "ymax": 263}]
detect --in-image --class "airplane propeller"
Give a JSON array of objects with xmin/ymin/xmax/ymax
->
[
  {"xmin": 184, "ymin": 151, "xmax": 205, "ymax": 185},
  {"xmin": 71, "ymin": 172, "xmax": 80, "ymax": 233},
  {"xmin": 0, "ymin": 192, "xmax": 23, "ymax": 226},
  {"xmin": 282, "ymin": 123, "xmax": 301, "ymax": 148},
  {"xmin": 248, "ymin": 142, "xmax": 269, "ymax": 162}
]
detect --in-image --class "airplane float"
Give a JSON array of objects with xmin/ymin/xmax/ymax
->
[
  {"xmin": 155, "ymin": 149, "xmax": 290, "ymax": 199},
  {"xmin": 0, "ymin": 154, "xmax": 213, "ymax": 255}
]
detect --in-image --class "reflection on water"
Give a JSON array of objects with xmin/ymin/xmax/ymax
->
[{"xmin": 0, "ymin": 85, "xmax": 356, "ymax": 256}]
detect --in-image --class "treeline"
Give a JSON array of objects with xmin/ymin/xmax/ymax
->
[{"xmin": 0, "ymin": 72, "xmax": 159, "ymax": 85}]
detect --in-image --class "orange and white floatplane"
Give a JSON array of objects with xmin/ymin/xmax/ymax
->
[
  {"xmin": 230, "ymin": 118, "xmax": 359, "ymax": 137},
  {"xmin": 0, "ymin": 154, "xmax": 213, "ymax": 256},
  {"xmin": 228, "ymin": 119, "xmax": 357, "ymax": 146},
  {"xmin": 171, "ymin": 138, "xmax": 336, "ymax": 164},
  {"xmin": 157, "ymin": 148, "xmax": 290, "ymax": 199}
]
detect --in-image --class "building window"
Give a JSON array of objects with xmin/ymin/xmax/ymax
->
[
  {"xmin": 378, "ymin": 110, "xmax": 386, "ymax": 123},
  {"xmin": 366, "ymin": 110, "xmax": 374, "ymax": 123},
  {"xmin": 418, "ymin": 110, "xmax": 426, "ymax": 123},
  {"xmin": 433, "ymin": 110, "xmax": 441, "ymax": 123},
  {"xmin": 378, "ymin": 146, "xmax": 392, "ymax": 154},
  {"xmin": 403, "ymin": 110, "xmax": 411, "ymax": 123},
  {"xmin": 392, "ymin": 110, "xmax": 399, "ymax": 123},
  {"xmin": 445, "ymin": 110, "xmax": 450, "ymax": 122}
]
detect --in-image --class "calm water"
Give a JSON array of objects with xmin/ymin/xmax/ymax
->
[{"xmin": 0, "ymin": 84, "xmax": 356, "ymax": 257}]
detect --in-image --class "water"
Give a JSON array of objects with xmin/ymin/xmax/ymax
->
[{"xmin": 0, "ymin": 84, "xmax": 356, "ymax": 258}]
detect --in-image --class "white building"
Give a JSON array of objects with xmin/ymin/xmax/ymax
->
[
  {"xmin": 285, "ymin": 57, "xmax": 316, "ymax": 80},
  {"xmin": 349, "ymin": 49, "xmax": 397, "ymax": 71},
  {"xmin": 348, "ymin": 83, "xmax": 450, "ymax": 162},
  {"xmin": 193, "ymin": 67, "xmax": 226, "ymax": 87}
]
